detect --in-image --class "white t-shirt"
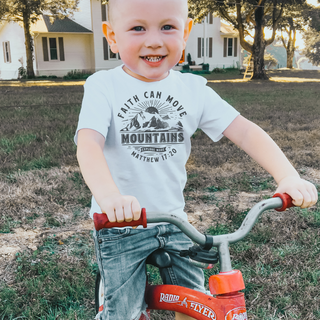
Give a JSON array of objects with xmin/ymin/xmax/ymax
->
[{"xmin": 75, "ymin": 66, "xmax": 239, "ymax": 220}]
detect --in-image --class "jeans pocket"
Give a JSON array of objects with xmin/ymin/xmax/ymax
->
[{"xmin": 98, "ymin": 228, "xmax": 131, "ymax": 242}]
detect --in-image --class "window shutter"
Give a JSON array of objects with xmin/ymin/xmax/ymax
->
[
  {"xmin": 42, "ymin": 37, "xmax": 49, "ymax": 61},
  {"xmin": 6, "ymin": 42, "xmax": 11, "ymax": 63},
  {"xmin": 2, "ymin": 42, "xmax": 5, "ymax": 62},
  {"xmin": 209, "ymin": 38, "xmax": 213, "ymax": 58},
  {"xmin": 209, "ymin": 13, "xmax": 213, "ymax": 24},
  {"xmin": 228, "ymin": 38, "xmax": 233, "ymax": 56},
  {"xmin": 59, "ymin": 37, "xmax": 65, "ymax": 61},
  {"xmin": 234, "ymin": 38, "xmax": 238, "ymax": 57},
  {"xmin": 103, "ymin": 37, "xmax": 109, "ymax": 60},
  {"xmin": 223, "ymin": 38, "xmax": 227, "ymax": 57},
  {"xmin": 101, "ymin": 1, "xmax": 107, "ymax": 21},
  {"xmin": 197, "ymin": 37, "xmax": 201, "ymax": 58}
]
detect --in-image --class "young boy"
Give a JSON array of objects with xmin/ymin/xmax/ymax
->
[{"xmin": 75, "ymin": 0, "xmax": 318, "ymax": 319}]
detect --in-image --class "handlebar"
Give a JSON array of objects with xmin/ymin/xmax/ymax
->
[{"xmin": 93, "ymin": 193, "xmax": 294, "ymax": 272}]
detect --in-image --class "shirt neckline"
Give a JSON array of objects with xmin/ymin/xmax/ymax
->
[{"xmin": 118, "ymin": 64, "xmax": 173, "ymax": 84}]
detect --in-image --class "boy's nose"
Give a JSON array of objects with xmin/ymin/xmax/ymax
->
[{"xmin": 144, "ymin": 30, "xmax": 163, "ymax": 48}]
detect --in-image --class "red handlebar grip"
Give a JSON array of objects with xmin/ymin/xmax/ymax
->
[
  {"xmin": 273, "ymin": 193, "xmax": 294, "ymax": 211},
  {"xmin": 93, "ymin": 208, "xmax": 147, "ymax": 231}
]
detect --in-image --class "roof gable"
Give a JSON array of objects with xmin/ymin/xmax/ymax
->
[{"xmin": 31, "ymin": 15, "xmax": 92, "ymax": 33}]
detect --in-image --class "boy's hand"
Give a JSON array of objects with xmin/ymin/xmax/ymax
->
[
  {"xmin": 275, "ymin": 176, "xmax": 318, "ymax": 209},
  {"xmin": 99, "ymin": 193, "xmax": 141, "ymax": 223}
]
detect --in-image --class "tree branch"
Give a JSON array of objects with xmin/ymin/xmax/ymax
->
[
  {"xmin": 281, "ymin": 31, "xmax": 287, "ymax": 49},
  {"xmin": 266, "ymin": 1, "xmax": 284, "ymax": 46},
  {"xmin": 236, "ymin": 0, "xmax": 253, "ymax": 53}
]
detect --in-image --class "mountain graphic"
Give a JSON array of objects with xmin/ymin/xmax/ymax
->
[{"xmin": 121, "ymin": 108, "xmax": 183, "ymax": 132}]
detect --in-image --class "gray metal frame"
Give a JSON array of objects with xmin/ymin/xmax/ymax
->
[{"xmin": 147, "ymin": 197, "xmax": 283, "ymax": 272}]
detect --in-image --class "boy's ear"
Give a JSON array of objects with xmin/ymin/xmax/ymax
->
[
  {"xmin": 183, "ymin": 18, "xmax": 193, "ymax": 49},
  {"xmin": 102, "ymin": 22, "xmax": 119, "ymax": 53}
]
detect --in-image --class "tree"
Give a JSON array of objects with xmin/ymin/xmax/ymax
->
[
  {"xmin": 277, "ymin": 5, "xmax": 303, "ymax": 68},
  {"xmin": 278, "ymin": 4, "xmax": 320, "ymax": 68},
  {"xmin": 303, "ymin": 29, "xmax": 320, "ymax": 66},
  {"xmin": 301, "ymin": 6, "xmax": 320, "ymax": 66},
  {"xmin": 0, "ymin": 0, "xmax": 79, "ymax": 78},
  {"xmin": 188, "ymin": 0, "xmax": 307, "ymax": 80}
]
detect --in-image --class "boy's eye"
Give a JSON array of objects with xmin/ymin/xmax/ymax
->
[
  {"xmin": 132, "ymin": 26, "xmax": 144, "ymax": 31},
  {"xmin": 162, "ymin": 25, "xmax": 173, "ymax": 31}
]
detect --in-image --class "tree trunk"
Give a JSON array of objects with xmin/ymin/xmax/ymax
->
[
  {"xmin": 252, "ymin": 6, "xmax": 268, "ymax": 80},
  {"xmin": 23, "ymin": 9, "xmax": 35, "ymax": 78},
  {"xmin": 287, "ymin": 46, "xmax": 295, "ymax": 68},
  {"xmin": 286, "ymin": 28, "xmax": 296, "ymax": 69}
]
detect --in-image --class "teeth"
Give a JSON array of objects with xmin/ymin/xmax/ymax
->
[{"xmin": 145, "ymin": 56, "xmax": 162, "ymax": 62}]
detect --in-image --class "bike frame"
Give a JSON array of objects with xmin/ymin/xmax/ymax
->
[
  {"xmin": 145, "ymin": 282, "xmax": 246, "ymax": 320},
  {"xmin": 94, "ymin": 194, "xmax": 292, "ymax": 320}
]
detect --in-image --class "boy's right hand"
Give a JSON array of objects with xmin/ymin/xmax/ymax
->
[{"xmin": 98, "ymin": 193, "xmax": 141, "ymax": 223}]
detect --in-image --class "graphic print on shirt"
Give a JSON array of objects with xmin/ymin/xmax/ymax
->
[{"xmin": 118, "ymin": 91, "xmax": 187, "ymax": 163}]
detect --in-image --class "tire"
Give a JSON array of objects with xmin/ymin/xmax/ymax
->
[{"xmin": 95, "ymin": 271, "xmax": 104, "ymax": 315}]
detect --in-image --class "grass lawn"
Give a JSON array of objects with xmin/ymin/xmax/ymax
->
[{"xmin": 0, "ymin": 69, "xmax": 319, "ymax": 319}]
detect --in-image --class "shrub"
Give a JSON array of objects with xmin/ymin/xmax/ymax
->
[
  {"xmin": 212, "ymin": 67, "xmax": 226, "ymax": 73},
  {"xmin": 202, "ymin": 63, "xmax": 209, "ymax": 71},
  {"xmin": 63, "ymin": 70, "xmax": 92, "ymax": 80}
]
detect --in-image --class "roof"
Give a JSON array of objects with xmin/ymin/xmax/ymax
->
[
  {"xmin": 31, "ymin": 15, "xmax": 92, "ymax": 33},
  {"xmin": 220, "ymin": 22, "xmax": 238, "ymax": 36}
]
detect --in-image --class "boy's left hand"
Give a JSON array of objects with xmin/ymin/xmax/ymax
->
[{"xmin": 275, "ymin": 176, "xmax": 318, "ymax": 209}]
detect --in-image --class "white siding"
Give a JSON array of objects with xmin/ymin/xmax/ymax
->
[
  {"xmin": 71, "ymin": 0, "xmax": 92, "ymax": 31},
  {"xmin": 91, "ymin": 0, "xmax": 122, "ymax": 71},
  {"xmin": 0, "ymin": 22, "xmax": 30, "ymax": 80},
  {"xmin": 184, "ymin": 17, "xmax": 240, "ymax": 70},
  {"xmin": 34, "ymin": 33, "xmax": 94, "ymax": 76}
]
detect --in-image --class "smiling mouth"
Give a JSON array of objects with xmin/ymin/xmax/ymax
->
[{"xmin": 142, "ymin": 56, "xmax": 165, "ymax": 62}]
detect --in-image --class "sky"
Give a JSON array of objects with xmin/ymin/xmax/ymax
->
[{"xmin": 307, "ymin": 0, "xmax": 319, "ymax": 6}]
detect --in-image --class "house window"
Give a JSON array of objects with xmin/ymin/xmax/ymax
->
[
  {"xmin": 49, "ymin": 38, "xmax": 58, "ymax": 60},
  {"xmin": 223, "ymin": 38, "xmax": 237, "ymax": 57},
  {"xmin": 202, "ymin": 38, "xmax": 204, "ymax": 57},
  {"xmin": 228, "ymin": 38, "xmax": 233, "ymax": 56},
  {"xmin": 103, "ymin": 37, "xmax": 119, "ymax": 60},
  {"xmin": 42, "ymin": 37, "xmax": 65, "ymax": 61},
  {"xmin": 3, "ymin": 41, "xmax": 11, "ymax": 63}
]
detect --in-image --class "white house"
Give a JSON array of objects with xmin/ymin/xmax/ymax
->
[
  {"xmin": 184, "ymin": 15, "xmax": 240, "ymax": 69},
  {"xmin": 0, "ymin": 0, "xmax": 240, "ymax": 80}
]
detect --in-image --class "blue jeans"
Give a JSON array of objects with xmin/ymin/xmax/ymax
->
[{"xmin": 93, "ymin": 224, "xmax": 205, "ymax": 320}]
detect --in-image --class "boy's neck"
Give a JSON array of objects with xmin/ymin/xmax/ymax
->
[{"xmin": 122, "ymin": 65, "xmax": 169, "ymax": 82}]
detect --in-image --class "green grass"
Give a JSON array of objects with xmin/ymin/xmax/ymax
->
[
  {"xmin": 0, "ymin": 233, "xmax": 97, "ymax": 320},
  {"xmin": 0, "ymin": 87, "xmax": 82, "ymax": 174},
  {"xmin": 0, "ymin": 72, "xmax": 319, "ymax": 319}
]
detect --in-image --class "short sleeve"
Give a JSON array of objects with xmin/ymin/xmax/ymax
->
[
  {"xmin": 74, "ymin": 72, "xmax": 112, "ymax": 145},
  {"xmin": 198, "ymin": 85, "xmax": 240, "ymax": 142}
]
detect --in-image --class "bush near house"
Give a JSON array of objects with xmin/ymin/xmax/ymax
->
[{"xmin": 63, "ymin": 70, "xmax": 93, "ymax": 80}]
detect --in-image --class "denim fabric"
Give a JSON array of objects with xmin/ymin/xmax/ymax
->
[{"xmin": 93, "ymin": 224, "xmax": 205, "ymax": 320}]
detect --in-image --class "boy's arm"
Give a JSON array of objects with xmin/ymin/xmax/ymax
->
[
  {"xmin": 76, "ymin": 128, "xmax": 141, "ymax": 222},
  {"xmin": 223, "ymin": 115, "xmax": 318, "ymax": 208}
]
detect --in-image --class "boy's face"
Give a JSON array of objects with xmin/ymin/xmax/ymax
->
[{"xmin": 103, "ymin": 0, "xmax": 192, "ymax": 82}]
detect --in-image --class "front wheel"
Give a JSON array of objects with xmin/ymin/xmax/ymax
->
[{"xmin": 95, "ymin": 271, "xmax": 104, "ymax": 315}]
